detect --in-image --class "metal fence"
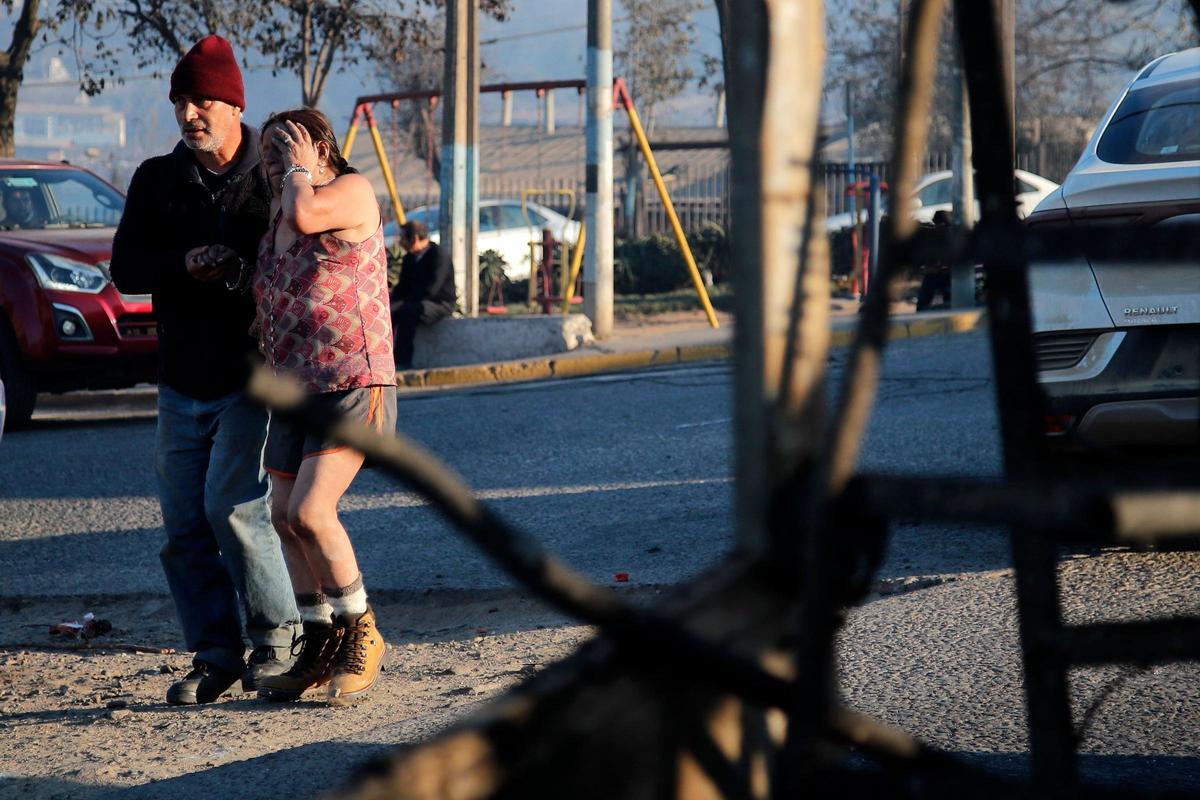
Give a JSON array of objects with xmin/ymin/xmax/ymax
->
[{"xmin": 389, "ymin": 142, "xmax": 1082, "ymax": 240}]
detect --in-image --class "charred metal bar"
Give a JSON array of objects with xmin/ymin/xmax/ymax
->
[
  {"xmin": 848, "ymin": 475, "xmax": 1200, "ymax": 544},
  {"xmin": 248, "ymin": 369, "xmax": 796, "ymax": 711},
  {"xmin": 1058, "ymin": 618, "xmax": 1200, "ymax": 667},
  {"xmin": 727, "ymin": 0, "xmax": 828, "ymax": 557},
  {"xmin": 781, "ymin": 0, "xmax": 949, "ymax": 789},
  {"xmin": 817, "ymin": 0, "xmax": 948, "ymax": 495},
  {"xmin": 1111, "ymin": 492, "xmax": 1200, "ymax": 542},
  {"xmin": 954, "ymin": 0, "xmax": 1077, "ymax": 790},
  {"xmin": 829, "ymin": 709, "xmax": 1022, "ymax": 797},
  {"xmin": 848, "ymin": 475, "xmax": 1104, "ymax": 533},
  {"xmin": 679, "ymin": 711, "xmax": 757, "ymax": 800},
  {"xmin": 900, "ymin": 223, "xmax": 1200, "ymax": 269}
]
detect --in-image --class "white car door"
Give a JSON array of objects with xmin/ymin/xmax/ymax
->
[
  {"xmin": 495, "ymin": 203, "xmax": 540, "ymax": 280},
  {"xmin": 476, "ymin": 204, "xmax": 507, "ymax": 267},
  {"xmin": 913, "ymin": 176, "xmax": 953, "ymax": 223}
]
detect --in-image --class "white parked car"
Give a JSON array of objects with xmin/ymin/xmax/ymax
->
[
  {"xmin": 385, "ymin": 199, "xmax": 582, "ymax": 281},
  {"xmin": 1027, "ymin": 47, "xmax": 1200, "ymax": 450},
  {"xmin": 825, "ymin": 169, "xmax": 1059, "ymax": 233}
]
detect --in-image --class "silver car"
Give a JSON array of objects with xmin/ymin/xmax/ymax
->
[{"xmin": 1027, "ymin": 47, "xmax": 1200, "ymax": 450}]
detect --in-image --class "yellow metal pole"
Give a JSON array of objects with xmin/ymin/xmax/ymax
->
[
  {"xmin": 343, "ymin": 123, "xmax": 360, "ymax": 158},
  {"xmin": 562, "ymin": 222, "xmax": 587, "ymax": 313},
  {"xmin": 365, "ymin": 108, "xmax": 407, "ymax": 226},
  {"xmin": 621, "ymin": 96, "xmax": 719, "ymax": 328},
  {"xmin": 343, "ymin": 108, "xmax": 362, "ymax": 159}
]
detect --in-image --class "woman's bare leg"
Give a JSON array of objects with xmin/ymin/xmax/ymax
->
[
  {"xmin": 268, "ymin": 474, "xmax": 322, "ymax": 595},
  {"xmin": 286, "ymin": 448, "xmax": 366, "ymax": 590}
]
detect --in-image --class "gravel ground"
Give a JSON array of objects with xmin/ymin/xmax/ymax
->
[
  {"xmin": 0, "ymin": 589, "xmax": 604, "ymax": 799},
  {"xmin": 6, "ymin": 547, "xmax": 1200, "ymax": 798}
]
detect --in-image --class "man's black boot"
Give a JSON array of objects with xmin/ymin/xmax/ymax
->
[
  {"xmin": 242, "ymin": 645, "xmax": 293, "ymax": 692},
  {"xmin": 166, "ymin": 659, "xmax": 243, "ymax": 705}
]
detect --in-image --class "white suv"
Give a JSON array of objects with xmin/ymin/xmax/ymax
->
[{"xmin": 1027, "ymin": 47, "xmax": 1200, "ymax": 451}]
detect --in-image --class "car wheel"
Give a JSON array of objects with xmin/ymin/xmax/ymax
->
[{"xmin": 0, "ymin": 320, "xmax": 36, "ymax": 430}]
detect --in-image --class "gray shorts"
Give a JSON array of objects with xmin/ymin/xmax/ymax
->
[{"xmin": 264, "ymin": 385, "xmax": 397, "ymax": 478}]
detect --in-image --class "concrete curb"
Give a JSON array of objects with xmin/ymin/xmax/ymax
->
[
  {"xmin": 32, "ymin": 311, "xmax": 986, "ymax": 413},
  {"xmin": 397, "ymin": 310, "xmax": 987, "ymax": 391}
]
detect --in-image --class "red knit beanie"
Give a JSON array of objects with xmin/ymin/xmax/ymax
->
[{"xmin": 169, "ymin": 35, "xmax": 245, "ymax": 111}]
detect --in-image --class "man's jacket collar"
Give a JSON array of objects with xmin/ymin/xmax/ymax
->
[{"xmin": 172, "ymin": 123, "xmax": 261, "ymax": 187}]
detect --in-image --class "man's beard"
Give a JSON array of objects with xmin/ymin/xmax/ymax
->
[{"xmin": 181, "ymin": 125, "xmax": 225, "ymax": 153}]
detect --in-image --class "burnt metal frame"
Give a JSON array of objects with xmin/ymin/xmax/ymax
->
[{"xmin": 251, "ymin": 1, "xmax": 1200, "ymax": 795}]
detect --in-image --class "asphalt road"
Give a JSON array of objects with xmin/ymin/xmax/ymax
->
[
  {"xmin": 3, "ymin": 330, "xmax": 1200, "ymax": 790},
  {"xmin": 0, "ymin": 331, "xmax": 1002, "ymax": 596}
]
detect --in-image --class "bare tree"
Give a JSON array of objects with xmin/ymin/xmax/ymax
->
[
  {"xmin": 1015, "ymin": 0, "xmax": 1188, "ymax": 118},
  {"xmin": 826, "ymin": 0, "xmax": 1192, "ymax": 155},
  {"xmin": 0, "ymin": 0, "xmax": 41, "ymax": 156},
  {"xmin": 373, "ymin": 16, "xmax": 447, "ymax": 181},
  {"xmin": 616, "ymin": 0, "xmax": 715, "ymax": 133},
  {"xmin": 54, "ymin": 0, "xmax": 509, "ymax": 110}
]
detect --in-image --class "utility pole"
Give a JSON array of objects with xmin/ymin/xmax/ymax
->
[
  {"xmin": 950, "ymin": 5, "xmax": 976, "ymax": 308},
  {"xmin": 845, "ymin": 82, "xmax": 857, "ymax": 263},
  {"xmin": 440, "ymin": 0, "xmax": 480, "ymax": 316},
  {"xmin": 1001, "ymin": 0, "xmax": 1016, "ymax": 155},
  {"xmin": 585, "ymin": 0, "xmax": 614, "ymax": 338}
]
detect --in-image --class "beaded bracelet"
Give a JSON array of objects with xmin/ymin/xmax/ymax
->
[{"xmin": 280, "ymin": 164, "xmax": 312, "ymax": 192}]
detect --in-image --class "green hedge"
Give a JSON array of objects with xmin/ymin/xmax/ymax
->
[{"xmin": 614, "ymin": 221, "xmax": 731, "ymax": 295}]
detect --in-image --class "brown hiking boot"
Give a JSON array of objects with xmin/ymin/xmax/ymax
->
[
  {"xmin": 327, "ymin": 606, "xmax": 385, "ymax": 706},
  {"xmin": 257, "ymin": 621, "xmax": 343, "ymax": 702}
]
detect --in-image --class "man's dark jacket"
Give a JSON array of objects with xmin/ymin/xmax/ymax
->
[
  {"xmin": 110, "ymin": 125, "xmax": 271, "ymax": 401},
  {"xmin": 391, "ymin": 241, "xmax": 456, "ymax": 312}
]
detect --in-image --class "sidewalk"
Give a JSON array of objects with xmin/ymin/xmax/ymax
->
[{"xmin": 398, "ymin": 304, "xmax": 986, "ymax": 390}]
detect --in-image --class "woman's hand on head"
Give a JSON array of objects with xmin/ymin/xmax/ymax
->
[{"xmin": 272, "ymin": 120, "xmax": 319, "ymax": 176}]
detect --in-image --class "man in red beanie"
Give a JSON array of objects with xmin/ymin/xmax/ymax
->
[{"xmin": 111, "ymin": 34, "xmax": 300, "ymax": 705}]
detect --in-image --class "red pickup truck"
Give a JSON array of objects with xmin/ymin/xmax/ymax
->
[{"xmin": 0, "ymin": 160, "xmax": 155, "ymax": 429}]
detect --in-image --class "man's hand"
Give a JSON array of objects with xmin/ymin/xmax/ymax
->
[
  {"xmin": 206, "ymin": 244, "xmax": 240, "ymax": 267},
  {"xmin": 185, "ymin": 246, "xmax": 226, "ymax": 282}
]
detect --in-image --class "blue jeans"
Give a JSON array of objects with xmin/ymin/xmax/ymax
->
[{"xmin": 156, "ymin": 385, "xmax": 299, "ymax": 674}]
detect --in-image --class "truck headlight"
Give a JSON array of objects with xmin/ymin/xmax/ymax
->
[{"xmin": 26, "ymin": 253, "xmax": 109, "ymax": 294}]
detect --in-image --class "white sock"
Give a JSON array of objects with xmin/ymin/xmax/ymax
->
[
  {"xmin": 295, "ymin": 592, "xmax": 334, "ymax": 625},
  {"xmin": 325, "ymin": 575, "xmax": 368, "ymax": 618}
]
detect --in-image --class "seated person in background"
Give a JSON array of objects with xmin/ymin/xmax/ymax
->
[
  {"xmin": 2, "ymin": 187, "xmax": 45, "ymax": 228},
  {"xmin": 389, "ymin": 220, "xmax": 456, "ymax": 370}
]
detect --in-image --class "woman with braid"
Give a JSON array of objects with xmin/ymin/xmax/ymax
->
[{"xmin": 250, "ymin": 108, "xmax": 394, "ymax": 705}]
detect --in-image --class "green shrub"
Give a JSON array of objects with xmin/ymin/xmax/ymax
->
[
  {"xmin": 691, "ymin": 221, "xmax": 733, "ymax": 285},
  {"xmin": 614, "ymin": 233, "xmax": 692, "ymax": 295},
  {"xmin": 613, "ymin": 223, "xmax": 732, "ymax": 295},
  {"xmin": 479, "ymin": 249, "xmax": 510, "ymax": 306},
  {"xmin": 385, "ymin": 243, "xmax": 404, "ymax": 290}
]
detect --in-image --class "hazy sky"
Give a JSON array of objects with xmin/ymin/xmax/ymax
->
[
  {"xmin": 283, "ymin": 0, "xmax": 726, "ymax": 128},
  {"xmin": 8, "ymin": 0, "xmax": 726, "ymax": 161}
]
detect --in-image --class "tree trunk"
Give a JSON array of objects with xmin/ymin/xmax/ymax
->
[
  {"xmin": 323, "ymin": 2, "xmax": 837, "ymax": 798},
  {"xmin": 0, "ymin": 0, "xmax": 43, "ymax": 158}
]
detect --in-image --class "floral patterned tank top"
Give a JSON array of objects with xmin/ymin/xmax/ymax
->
[{"xmin": 253, "ymin": 211, "xmax": 395, "ymax": 393}]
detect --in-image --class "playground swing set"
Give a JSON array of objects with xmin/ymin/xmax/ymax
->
[{"xmin": 341, "ymin": 77, "xmax": 720, "ymax": 329}]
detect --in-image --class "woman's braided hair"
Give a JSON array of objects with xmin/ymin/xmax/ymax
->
[{"xmin": 261, "ymin": 107, "xmax": 355, "ymax": 176}]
